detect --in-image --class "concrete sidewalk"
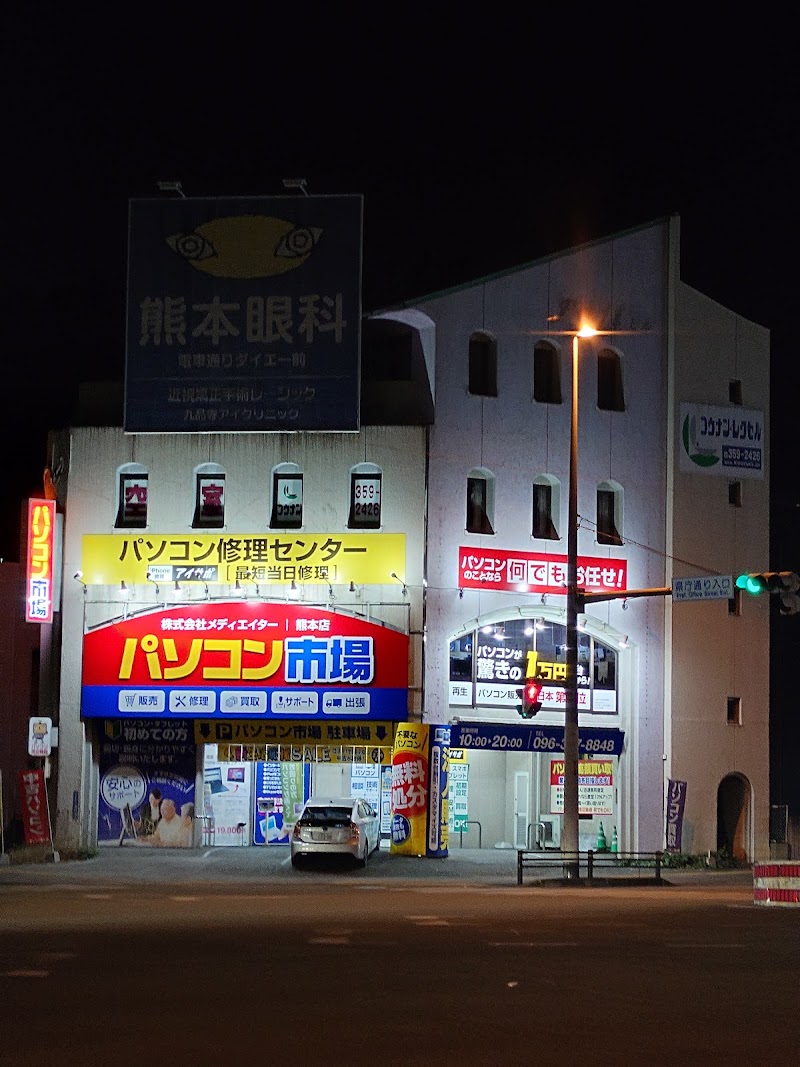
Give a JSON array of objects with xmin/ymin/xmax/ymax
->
[{"xmin": 0, "ymin": 844, "xmax": 754, "ymax": 890}]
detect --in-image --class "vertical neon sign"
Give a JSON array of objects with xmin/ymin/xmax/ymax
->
[{"xmin": 26, "ymin": 499, "xmax": 56, "ymax": 624}]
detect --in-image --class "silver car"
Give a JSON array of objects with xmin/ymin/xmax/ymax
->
[{"xmin": 290, "ymin": 797, "xmax": 380, "ymax": 867}]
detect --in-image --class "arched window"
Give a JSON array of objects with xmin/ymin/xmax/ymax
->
[
  {"xmin": 468, "ymin": 331, "xmax": 498, "ymax": 397},
  {"xmin": 596, "ymin": 481, "xmax": 623, "ymax": 546},
  {"xmin": 115, "ymin": 463, "xmax": 148, "ymax": 528},
  {"xmin": 348, "ymin": 463, "xmax": 382, "ymax": 530},
  {"xmin": 597, "ymin": 348, "xmax": 625, "ymax": 411},
  {"xmin": 533, "ymin": 341, "xmax": 562, "ymax": 404},
  {"xmin": 193, "ymin": 463, "xmax": 225, "ymax": 528},
  {"xmin": 271, "ymin": 462, "xmax": 303, "ymax": 529},
  {"xmin": 466, "ymin": 468, "xmax": 495, "ymax": 535},
  {"xmin": 532, "ymin": 474, "xmax": 560, "ymax": 540}
]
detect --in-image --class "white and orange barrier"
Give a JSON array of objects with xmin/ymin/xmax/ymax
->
[{"xmin": 753, "ymin": 863, "xmax": 800, "ymax": 906}]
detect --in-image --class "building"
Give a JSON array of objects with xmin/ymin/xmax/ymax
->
[{"xmin": 40, "ymin": 215, "xmax": 770, "ymax": 860}]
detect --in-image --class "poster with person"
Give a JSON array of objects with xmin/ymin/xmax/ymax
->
[{"xmin": 97, "ymin": 720, "xmax": 196, "ymax": 847}]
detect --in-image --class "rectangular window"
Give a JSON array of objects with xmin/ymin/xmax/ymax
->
[
  {"xmin": 193, "ymin": 473, "xmax": 225, "ymax": 528},
  {"xmin": 728, "ymin": 481, "xmax": 742, "ymax": 507},
  {"xmin": 727, "ymin": 696, "xmax": 742, "ymax": 725},
  {"xmin": 597, "ymin": 351, "xmax": 625, "ymax": 412},
  {"xmin": 271, "ymin": 473, "xmax": 304, "ymax": 529},
  {"xmin": 532, "ymin": 483, "xmax": 558, "ymax": 540},
  {"xmin": 466, "ymin": 477, "xmax": 494, "ymax": 534},
  {"xmin": 116, "ymin": 473, "xmax": 148, "ymax": 528},
  {"xmin": 348, "ymin": 472, "xmax": 382, "ymax": 529},
  {"xmin": 468, "ymin": 334, "xmax": 498, "ymax": 397},
  {"xmin": 729, "ymin": 379, "xmax": 743, "ymax": 405},
  {"xmin": 728, "ymin": 588, "xmax": 742, "ymax": 616},
  {"xmin": 596, "ymin": 489, "xmax": 622, "ymax": 546}
]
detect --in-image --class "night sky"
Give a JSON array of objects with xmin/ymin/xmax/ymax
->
[{"xmin": 4, "ymin": 17, "xmax": 798, "ymax": 803}]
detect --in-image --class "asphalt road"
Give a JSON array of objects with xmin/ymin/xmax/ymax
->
[{"xmin": 1, "ymin": 853, "xmax": 797, "ymax": 1066}]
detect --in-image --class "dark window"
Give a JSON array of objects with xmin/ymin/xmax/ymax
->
[
  {"xmin": 271, "ymin": 472, "xmax": 303, "ymax": 529},
  {"xmin": 728, "ymin": 588, "xmax": 742, "ymax": 616},
  {"xmin": 532, "ymin": 483, "xmax": 558, "ymax": 540},
  {"xmin": 596, "ymin": 488, "xmax": 622, "ymax": 546},
  {"xmin": 466, "ymin": 476, "xmax": 494, "ymax": 534},
  {"xmin": 348, "ymin": 471, "xmax": 382, "ymax": 529},
  {"xmin": 116, "ymin": 471, "xmax": 148, "ymax": 528},
  {"xmin": 193, "ymin": 472, "xmax": 225, "ymax": 528},
  {"xmin": 728, "ymin": 481, "xmax": 742, "ymax": 507},
  {"xmin": 727, "ymin": 696, "xmax": 741, "ymax": 725},
  {"xmin": 468, "ymin": 332, "xmax": 497, "ymax": 397},
  {"xmin": 729, "ymin": 379, "xmax": 743, "ymax": 405},
  {"xmin": 533, "ymin": 342, "xmax": 562, "ymax": 404},
  {"xmin": 597, "ymin": 349, "xmax": 625, "ymax": 411}
]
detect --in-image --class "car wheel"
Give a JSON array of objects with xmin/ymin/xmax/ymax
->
[
  {"xmin": 356, "ymin": 841, "xmax": 367, "ymax": 868},
  {"xmin": 291, "ymin": 854, "xmax": 302, "ymax": 869}
]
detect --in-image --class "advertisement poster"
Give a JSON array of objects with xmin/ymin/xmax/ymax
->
[
  {"xmin": 253, "ymin": 761, "xmax": 309, "ymax": 845},
  {"xmin": 679, "ymin": 403, "xmax": 764, "ymax": 479},
  {"xmin": 390, "ymin": 722, "xmax": 429, "ymax": 856},
  {"xmin": 81, "ymin": 600, "xmax": 409, "ymax": 721},
  {"xmin": 126, "ymin": 194, "xmax": 363, "ymax": 433},
  {"xmin": 349, "ymin": 762, "xmax": 381, "ymax": 811},
  {"xmin": 97, "ymin": 720, "xmax": 195, "ymax": 846},
  {"xmin": 550, "ymin": 759, "xmax": 614, "ymax": 816},
  {"xmin": 427, "ymin": 725, "xmax": 450, "ymax": 857},
  {"xmin": 459, "ymin": 547, "xmax": 627, "ymax": 596},
  {"xmin": 17, "ymin": 769, "xmax": 51, "ymax": 846},
  {"xmin": 448, "ymin": 750, "xmax": 469, "ymax": 834},
  {"xmin": 380, "ymin": 765, "xmax": 392, "ymax": 834},
  {"xmin": 202, "ymin": 747, "xmax": 252, "ymax": 845},
  {"xmin": 665, "ymin": 779, "xmax": 688, "ymax": 852}
]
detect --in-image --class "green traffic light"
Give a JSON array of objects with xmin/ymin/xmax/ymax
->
[{"xmin": 736, "ymin": 574, "xmax": 766, "ymax": 595}]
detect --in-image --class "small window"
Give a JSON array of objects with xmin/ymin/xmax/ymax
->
[
  {"xmin": 728, "ymin": 588, "xmax": 742, "ymax": 616},
  {"xmin": 348, "ymin": 464, "xmax": 382, "ymax": 529},
  {"xmin": 193, "ymin": 464, "xmax": 225, "ymax": 529},
  {"xmin": 728, "ymin": 481, "xmax": 742, "ymax": 507},
  {"xmin": 533, "ymin": 341, "xmax": 562, "ymax": 404},
  {"xmin": 727, "ymin": 696, "xmax": 742, "ymax": 725},
  {"xmin": 532, "ymin": 477, "xmax": 559, "ymax": 540},
  {"xmin": 466, "ymin": 469, "xmax": 495, "ymax": 535},
  {"xmin": 271, "ymin": 464, "xmax": 303, "ymax": 529},
  {"xmin": 729, "ymin": 379, "xmax": 743, "ymax": 405},
  {"xmin": 468, "ymin": 332, "xmax": 497, "ymax": 397},
  {"xmin": 597, "ymin": 348, "xmax": 625, "ymax": 411},
  {"xmin": 115, "ymin": 464, "xmax": 148, "ymax": 528},
  {"xmin": 596, "ymin": 483, "xmax": 623, "ymax": 546}
]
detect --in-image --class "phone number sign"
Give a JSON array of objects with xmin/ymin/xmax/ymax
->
[{"xmin": 449, "ymin": 723, "xmax": 624, "ymax": 757}]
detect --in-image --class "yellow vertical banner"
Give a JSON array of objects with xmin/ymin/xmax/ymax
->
[{"xmin": 390, "ymin": 723, "xmax": 429, "ymax": 856}]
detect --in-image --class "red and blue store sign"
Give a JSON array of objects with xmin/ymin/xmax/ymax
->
[{"xmin": 81, "ymin": 601, "xmax": 409, "ymax": 721}]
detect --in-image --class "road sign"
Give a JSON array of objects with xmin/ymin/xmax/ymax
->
[{"xmin": 672, "ymin": 575, "xmax": 733, "ymax": 602}]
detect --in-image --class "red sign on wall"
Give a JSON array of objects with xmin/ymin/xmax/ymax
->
[
  {"xmin": 459, "ymin": 547, "xmax": 627, "ymax": 595},
  {"xmin": 81, "ymin": 601, "xmax": 410, "ymax": 720},
  {"xmin": 17, "ymin": 769, "xmax": 52, "ymax": 845},
  {"xmin": 25, "ymin": 499, "xmax": 56, "ymax": 623}
]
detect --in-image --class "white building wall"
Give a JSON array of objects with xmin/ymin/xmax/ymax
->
[
  {"xmin": 417, "ymin": 220, "xmax": 671, "ymax": 851},
  {"xmin": 669, "ymin": 281, "xmax": 770, "ymax": 857},
  {"xmin": 52, "ymin": 425, "xmax": 427, "ymax": 849}
]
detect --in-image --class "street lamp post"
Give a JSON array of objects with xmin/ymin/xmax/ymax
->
[{"xmin": 562, "ymin": 326, "xmax": 596, "ymax": 878}]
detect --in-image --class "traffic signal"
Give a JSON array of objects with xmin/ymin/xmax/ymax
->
[
  {"xmin": 518, "ymin": 679, "xmax": 544, "ymax": 718},
  {"xmin": 735, "ymin": 572, "xmax": 800, "ymax": 615}
]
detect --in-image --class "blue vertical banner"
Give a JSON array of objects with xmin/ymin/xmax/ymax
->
[
  {"xmin": 253, "ymin": 761, "xmax": 310, "ymax": 845},
  {"xmin": 427, "ymin": 725, "xmax": 450, "ymax": 857},
  {"xmin": 665, "ymin": 779, "xmax": 687, "ymax": 852},
  {"xmin": 126, "ymin": 195, "xmax": 363, "ymax": 433}
]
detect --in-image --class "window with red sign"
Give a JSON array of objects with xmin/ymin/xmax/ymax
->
[
  {"xmin": 115, "ymin": 464, "xmax": 149, "ymax": 528},
  {"xmin": 193, "ymin": 463, "xmax": 225, "ymax": 529}
]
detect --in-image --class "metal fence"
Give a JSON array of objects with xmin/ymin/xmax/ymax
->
[{"xmin": 517, "ymin": 849, "xmax": 664, "ymax": 885}]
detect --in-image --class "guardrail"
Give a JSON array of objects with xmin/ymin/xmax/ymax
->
[{"xmin": 517, "ymin": 849, "xmax": 663, "ymax": 885}]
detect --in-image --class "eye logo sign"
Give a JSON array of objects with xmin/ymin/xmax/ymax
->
[
  {"xmin": 681, "ymin": 413, "xmax": 719, "ymax": 468},
  {"xmin": 166, "ymin": 214, "xmax": 322, "ymax": 279}
]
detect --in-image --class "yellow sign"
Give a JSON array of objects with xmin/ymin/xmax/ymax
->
[
  {"xmin": 217, "ymin": 742, "xmax": 391, "ymax": 764},
  {"xmin": 390, "ymin": 722, "xmax": 430, "ymax": 856},
  {"xmin": 194, "ymin": 719, "xmax": 396, "ymax": 746},
  {"xmin": 81, "ymin": 533, "xmax": 406, "ymax": 586}
]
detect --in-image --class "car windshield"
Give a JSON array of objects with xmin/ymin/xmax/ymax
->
[{"xmin": 300, "ymin": 806, "xmax": 353, "ymax": 826}]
